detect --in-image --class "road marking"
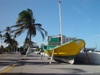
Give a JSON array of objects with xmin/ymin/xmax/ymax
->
[
  {"xmin": 0, "ymin": 61, "xmax": 16, "ymax": 72},
  {"xmin": 0, "ymin": 63, "xmax": 16, "ymax": 75},
  {"xmin": 0, "ymin": 56, "xmax": 25, "ymax": 75}
]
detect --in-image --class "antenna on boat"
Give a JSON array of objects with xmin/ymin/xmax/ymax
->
[
  {"xmin": 59, "ymin": 0, "xmax": 63, "ymax": 45},
  {"xmin": 95, "ymin": 43, "xmax": 97, "ymax": 51}
]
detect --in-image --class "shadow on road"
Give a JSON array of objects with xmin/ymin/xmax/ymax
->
[{"xmin": 1, "ymin": 73, "xmax": 100, "ymax": 75}]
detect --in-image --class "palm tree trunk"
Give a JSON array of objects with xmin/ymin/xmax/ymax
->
[
  {"xmin": 29, "ymin": 33, "xmax": 31, "ymax": 47},
  {"xmin": 26, "ymin": 33, "xmax": 31, "ymax": 56}
]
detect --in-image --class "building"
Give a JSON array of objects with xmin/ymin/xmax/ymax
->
[
  {"xmin": 47, "ymin": 34, "xmax": 76, "ymax": 45},
  {"xmin": 61, "ymin": 35, "xmax": 76, "ymax": 44},
  {"xmin": 40, "ymin": 43, "xmax": 45, "ymax": 47}
]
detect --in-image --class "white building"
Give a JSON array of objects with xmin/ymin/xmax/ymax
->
[
  {"xmin": 40, "ymin": 43, "xmax": 45, "ymax": 47},
  {"xmin": 47, "ymin": 34, "xmax": 76, "ymax": 45},
  {"xmin": 62, "ymin": 35, "xmax": 76, "ymax": 44}
]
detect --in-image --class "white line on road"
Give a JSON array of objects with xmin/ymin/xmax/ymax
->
[
  {"xmin": 0, "ymin": 61, "xmax": 17, "ymax": 73},
  {"xmin": 0, "ymin": 56, "xmax": 25, "ymax": 73}
]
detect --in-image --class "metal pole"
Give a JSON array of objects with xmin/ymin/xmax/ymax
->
[{"xmin": 59, "ymin": 1, "xmax": 63, "ymax": 45}]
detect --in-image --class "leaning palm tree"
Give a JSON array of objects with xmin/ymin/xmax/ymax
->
[{"xmin": 11, "ymin": 9, "xmax": 47, "ymax": 56}]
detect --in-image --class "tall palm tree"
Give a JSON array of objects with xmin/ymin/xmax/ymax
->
[{"xmin": 11, "ymin": 9, "xmax": 47, "ymax": 47}]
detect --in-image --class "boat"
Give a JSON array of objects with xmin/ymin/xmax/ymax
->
[
  {"xmin": 43, "ymin": 37, "xmax": 85, "ymax": 64},
  {"xmin": 75, "ymin": 48, "xmax": 100, "ymax": 64},
  {"xmin": 43, "ymin": 1, "xmax": 85, "ymax": 64}
]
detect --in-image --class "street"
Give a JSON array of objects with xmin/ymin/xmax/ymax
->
[
  {"xmin": 0, "ymin": 53, "xmax": 24, "ymax": 73},
  {"xmin": 0, "ymin": 53, "xmax": 100, "ymax": 75}
]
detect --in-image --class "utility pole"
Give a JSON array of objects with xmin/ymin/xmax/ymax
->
[{"xmin": 59, "ymin": 1, "xmax": 63, "ymax": 45}]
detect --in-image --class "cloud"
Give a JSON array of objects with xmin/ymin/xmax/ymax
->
[{"xmin": 89, "ymin": 35, "xmax": 100, "ymax": 39}]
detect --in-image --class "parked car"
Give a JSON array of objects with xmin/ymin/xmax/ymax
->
[{"xmin": 21, "ymin": 51, "xmax": 26, "ymax": 55}]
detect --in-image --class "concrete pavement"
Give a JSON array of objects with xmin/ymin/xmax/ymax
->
[
  {"xmin": 1, "ymin": 53, "xmax": 100, "ymax": 75},
  {"xmin": 0, "ymin": 53, "xmax": 24, "ymax": 73}
]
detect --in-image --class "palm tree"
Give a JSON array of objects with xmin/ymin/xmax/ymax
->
[
  {"xmin": 0, "ymin": 26, "xmax": 10, "ymax": 46},
  {"xmin": 24, "ymin": 38, "xmax": 34, "ymax": 48},
  {"xmin": 12, "ymin": 39, "xmax": 18, "ymax": 53},
  {"xmin": 4, "ymin": 32, "xmax": 13, "ymax": 53},
  {"xmin": 24, "ymin": 38, "xmax": 30, "ymax": 48},
  {"xmin": 10, "ymin": 9, "xmax": 47, "ymax": 55},
  {"xmin": 11, "ymin": 9, "xmax": 47, "ymax": 47}
]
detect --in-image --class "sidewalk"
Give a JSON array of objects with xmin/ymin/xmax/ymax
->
[{"xmin": 1, "ymin": 53, "xmax": 100, "ymax": 75}]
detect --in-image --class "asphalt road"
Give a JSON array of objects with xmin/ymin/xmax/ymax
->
[
  {"xmin": 0, "ymin": 53, "xmax": 100, "ymax": 75},
  {"xmin": 0, "ymin": 53, "xmax": 24, "ymax": 73}
]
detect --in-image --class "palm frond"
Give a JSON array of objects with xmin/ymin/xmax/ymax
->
[
  {"xmin": 40, "ymin": 30, "xmax": 45, "ymax": 40},
  {"xmin": 36, "ymin": 27, "xmax": 47, "ymax": 40},
  {"xmin": 10, "ymin": 24, "xmax": 23, "ymax": 28},
  {"xmin": 27, "ymin": 9, "xmax": 33, "ymax": 19},
  {"xmin": 31, "ymin": 26, "xmax": 36, "ymax": 37},
  {"xmin": 14, "ymin": 30, "xmax": 22, "ymax": 38},
  {"xmin": 34, "ymin": 24, "xmax": 42, "ymax": 27},
  {"xmin": 38, "ymin": 27, "xmax": 48, "ymax": 37},
  {"xmin": 16, "ymin": 10, "xmax": 33, "ymax": 25},
  {"xmin": 13, "ymin": 26, "xmax": 27, "ymax": 38},
  {"xmin": 26, "ymin": 26, "xmax": 36, "ymax": 38}
]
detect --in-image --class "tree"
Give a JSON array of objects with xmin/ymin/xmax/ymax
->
[
  {"xmin": 11, "ymin": 9, "xmax": 47, "ymax": 47},
  {"xmin": 12, "ymin": 39, "xmax": 18, "ymax": 53},
  {"xmin": 10, "ymin": 9, "xmax": 47, "ymax": 56},
  {"xmin": 0, "ymin": 27, "xmax": 11, "ymax": 47},
  {"xmin": 23, "ymin": 37, "xmax": 34, "ymax": 48},
  {"xmin": 4, "ymin": 32, "xmax": 13, "ymax": 53}
]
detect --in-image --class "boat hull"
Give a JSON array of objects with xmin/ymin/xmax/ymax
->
[
  {"xmin": 53, "ymin": 55, "xmax": 75, "ymax": 64},
  {"xmin": 43, "ymin": 39, "xmax": 85, "ymax": 64},
  {"xmin": 75, "ymin": 52, "xmax": 100, "ymax": 64},
  {"xmin": 44, "ymin": 39, "xmax": 85, "ymax": 56}
]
